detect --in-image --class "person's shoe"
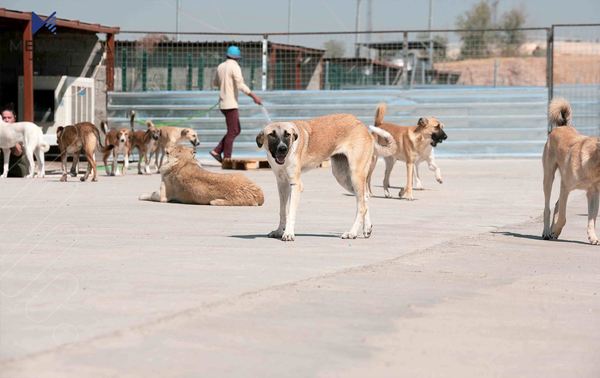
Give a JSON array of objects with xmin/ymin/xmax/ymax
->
[{"xmin": 209, "ymin": 150, "xmax": 223, "ymax": 163}]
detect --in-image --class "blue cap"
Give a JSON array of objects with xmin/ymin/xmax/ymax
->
[{"xmin": 226, "ymin": 45, "xmax": 241, "ymax": 59}]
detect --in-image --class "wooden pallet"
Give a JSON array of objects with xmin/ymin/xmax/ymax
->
[
  {"xmin": 221, "ymin": 158, "xmax": 270, "ymax": 170},
  {"xmin": 221, "ymin": 159, "xmax": 331, "ymax": 170}
]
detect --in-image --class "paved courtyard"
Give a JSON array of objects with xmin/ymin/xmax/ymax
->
[{"xmin": 1, "ymin": 159, "xmax": 599, "ymax": 377}]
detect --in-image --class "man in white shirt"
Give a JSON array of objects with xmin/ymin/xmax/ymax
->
[{"xmin": 211, "ymin": 45, "xmax": 262, "ymax": 163}]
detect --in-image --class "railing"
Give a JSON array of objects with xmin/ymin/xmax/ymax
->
[{"xmin": 113, "ymin": 27, "xmax": 553, "ymax": 91}]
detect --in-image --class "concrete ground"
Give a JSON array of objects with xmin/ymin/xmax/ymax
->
[{"xmin": 0, "ymin": 159, "xmax": 599, "ymax": 377}]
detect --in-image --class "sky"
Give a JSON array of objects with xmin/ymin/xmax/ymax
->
[{"xmin": 3, "ymin": 0, "xmax": 600, "ymax": 34}]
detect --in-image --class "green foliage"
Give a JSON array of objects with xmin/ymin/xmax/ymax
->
[
  {"xmin": 456, "ymin": 1, "xmax": 528, "ymax": 59},
  {"xmin": 456, "ymin": 0, "xmax": 493, "ymax": 58}
]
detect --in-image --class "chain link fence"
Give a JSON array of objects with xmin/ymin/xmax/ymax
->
[
  {"xmin": 113, "ymin": 27, "xmax": 551, "ymax": 92},
  {"xmin": 550, "ymin": 24, "xmax": 600, "ymax": 134}
]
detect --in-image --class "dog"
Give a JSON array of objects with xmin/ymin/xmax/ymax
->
[
  {"xmin": 102, "ymin": 122, "xmax": 132, "ymax": 176},
  {"xmin": 156, "ymin": 126, "xmax": 200, "ymax": 170},
  {"xmin": 139, "ymin": 145, "xmax": 264, "ymax": 206},
  {"xmin": 542, "ymin": 97, "xmax": 600, "ymax": 244},
  {"xmin": 0, "ymin": 119, "xmax": 49, "ymax": 178},
  {"xmin": 368, "ymin": 103, "xmax": 447, "ymax": 200},
  {"xmin": 256, "ymin": 114, "xmax": 395, "ymax": 241},
  {"xmin": 129, "ymin": 111, "xmax": 161, "ymax": 174},
  {"xmin": 56, "ymin": 122, "xmax": 103, "ymax": 182}
]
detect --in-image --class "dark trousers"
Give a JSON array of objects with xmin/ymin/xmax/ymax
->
[{"xmin": 214, "ymin": 108, "xmax": 241, "ymax": 158}]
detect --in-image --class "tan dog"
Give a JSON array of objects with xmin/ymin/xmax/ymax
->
[
  {"xmin": 139, "ymin": 145, "xmax": 264, "ymax": 206},
  {"xmin": 156, "ymin": 126, "xmax": 200, "ymax": 169},
  {"xmin": 129, "ymin": 111, "xmax": 161, "ymax": 174},
  {"xmin": 368, "ymin": 103, "xmax": 447, "ymax": 200},
  {"xmin": 102, "ymin": 123, "xmax": 132, "ymax": 176},
  {"xmin": 256, "ymin": 114, "xmax": 395, "ymax": 241},
  {"xmin": 56, "ymin": 122, "xmax": 103, "ymax": 182},
  {"xmin": 542, "ymin": 98, "xmax": 600, "ymax": 244}
]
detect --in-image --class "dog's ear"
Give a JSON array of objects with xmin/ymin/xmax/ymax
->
[
  {"xmin": 416, "ymin": 117, "xmax": 428, "ymax": 130},
  {"xmin": 181, "ymin": 129, "xmax": 189, "ymax": 137},
  {"xmin": 256, "ymin": 130, "xmax": 265, "ymax": 148},
  {"xmin": 292, "ymin": 130, "xmax": 299, "ymax": 141},
  {"xmin": 146, "ymin": 120, "xmax": 155, "ymax": 130}
]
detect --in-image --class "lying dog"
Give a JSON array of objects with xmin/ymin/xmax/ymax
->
[
  {"xmin": 542, "ymin": 97, "xmax": 600, "ymax": 244},
  {"xmin": 56, "ymin": 122, "xmax": 103, "ymax": 182},
  {"xmin": 156, "ymin": 126, "xmax": 200, "ymax": 170},
  {"xmin": 0, "ymin": 119, "xmax": 49, "ymax": 178},
  {"xmin": 256, "ymin": 114, "xmax": 395, "ymax": 241},
  {"xmin": 102, "ymin": 122, "xmax": 132, "ymax": 176},
  {"xmin": 129, "ymin": 111, "xmax": 161, "ymax": 174},
  {"xmin": 139, "ymin": 145, "xmax": 264, "ymax": 206},
  {"xmin": 368, "ymin": 103, "xmax": 447, "ymax": 200}
]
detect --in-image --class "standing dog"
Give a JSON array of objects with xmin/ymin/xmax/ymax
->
[
  {"xmin": 0, "ymin": 119, "xmax": 49, "ymax": 178},
  {"xmin": 102, "ymin": 123, "xmax": 132, "ymax": 176},
  {"xmin": 139, "ymin": 145, "xmax": 264, "ymax": 206},
  {"xmin": 129, "ymin": 111, "xmax": 161, "ymax": 174},
  {"xmin": 368, "ymin": 103, "xmax": 447, "ymax": 200},
  {"xmin": 542, "ymin": 98, "xmax": 600, "ymax": 244},
  {"xmin": 256, "ymin": 114, "xmax": 395, "ymax": 241},
  {"xmin": 56, "ymin": 122, "xmax": 103, "ymax": 182},
  {"xmin": 156, "ymin": 126, "xmax": 200, "ymax": 169}
]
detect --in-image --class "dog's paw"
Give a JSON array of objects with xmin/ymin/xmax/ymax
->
[
  {"xmin": 281, "ymin": 232, "xmax": 295, "ymax": 242},
  {"xmin": 363, "ymin": 225, "xmax": 373, "ymax": 238},
  {"xmin": 436, "ymin": 178, "xmax": 443, "ymax": 184},
  {"xmin": 341, "ymin": 232, "xmax": 357, "ymax": 239},
  {"xmin": 268, "ymin": 229, "xmax": 284, "ymax": 239},
  {"xmin": 60, "ymin": 174, "xmax": 68, "ymax": 182},
  {"xmin": 80, "ymin": 176, "xmax": 86, "ymax": 182},
  {"xmin": 69, "ymin": 171, "xmax": 77, "ymax": 177},
  {"xmin": 384, "ymin": 190, "xmax": 391, "ymax": 198},
  {"xmin": 590, "ymin": 238, "xmax": 599, "ymax": 245}
]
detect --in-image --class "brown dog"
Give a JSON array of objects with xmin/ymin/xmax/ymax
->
[
  {"xmin": 542, "ymin": 98, "xmax": 600, "ymax": 244},
  {"xmin": 256, "ymin": 114, "xmax": 395, "ymax": 241},
  {"xmin": 139, "ymin": 145, "xmax": 264, "ymax": 206},
  {"xmin": 368, "ymin": 103, "xmax": 447, "ymax": 200},
  {"xmin": 56, "ymin": 122, "xmax": 103, "ymax": 182},
  {"xmin": 129, "ymin": 111, "xmax": 161, "ymax": 174},
  {"xmin": 156, "ymin": 126, "xmax": 200, "ymax": 169},
  {"xmin": 102, "ymin": 122, "xmax": 132, "ymax": 176}
]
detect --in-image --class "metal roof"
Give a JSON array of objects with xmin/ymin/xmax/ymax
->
[{"xmin": 0, "ymin": 8, "xmax": 119, "ymax": 34}]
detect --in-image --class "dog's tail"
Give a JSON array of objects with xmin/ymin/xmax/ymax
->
[
  {"xmin": 374, "ymin": 103, "xmax": 386, "ymax": 126},
  {"xmin": 100, "ymin": 120, "xmax": 109, "ymax": 135},
  {"xmin": 94, "ymin": 124, "xmax": 105, "ymax": 149},
  {"xmin": 549, "ymin": 97, "xmax": 572, "ymax": 128},
  {"xmin": 369, "ymin": 125, "xmax": 396, "ymax": 157},
  {"xmin": 130, "ymin": 110, "xmax": 136, "ymax": 131}
]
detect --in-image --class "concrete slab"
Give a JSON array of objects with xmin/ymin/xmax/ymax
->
[{"xmin": 1, "ymin": 159, "xmax": 599, "ymax": 377}]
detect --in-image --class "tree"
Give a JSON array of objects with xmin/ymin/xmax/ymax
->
[
  {"xmin": 323, "ymin": 40, "xmax": 345, "ymax": 58},
  {"xmin": 499, "ymin": 8, "xmax": 526, "ymax": 56},
  {"xmin": 456, "ymin": 0, "xmax": 493, "ymax": 58}
]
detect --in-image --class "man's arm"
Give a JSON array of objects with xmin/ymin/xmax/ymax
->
[{"xmin": 232, "ymin": 64, "xmax": 262, "ymax": 105}]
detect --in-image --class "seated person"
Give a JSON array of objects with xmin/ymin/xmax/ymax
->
[{"xmin": 0, "ymin": 106, "xmax": 29, "ymax": 177}]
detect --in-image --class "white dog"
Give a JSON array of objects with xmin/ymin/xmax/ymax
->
[{"xmin": 0, "ymin": 120, "xmax": 50, "ymax": 178}]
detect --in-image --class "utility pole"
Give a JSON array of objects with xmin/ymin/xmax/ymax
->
[
  {"xmin": 428, "ymin": 0, "xmax": 433, "ymax": 80},
  {"xmin": 354, "ymin": 0, "xmax": 362, "ymax": 58},
  {"xmin": 287, "ymin": 0, "xmax": 293, "ymax": 44},
  {"xmin": 366, "ymin": 0, "xmax": 372, "ymax": 58},
  {"xmin": 175, "ymin": 0, "xmax": 180, "ymax": 41}
]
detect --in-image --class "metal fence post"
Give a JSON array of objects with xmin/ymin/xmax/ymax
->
[
  {"xmin": 261, "ymin": 35, "xmax": 268, "ymax": 91},
  {"xmin": 186, "ymin": 52, "xmax": 192, "ymax": 90},
  {"xmin": 403, "ymin": 31, "xmax": 409, "ymax": 89},
  {"xmin": 197, "ymin": 56, "xmax": 204, "ymax": 90},
  {"xmin": 547, "ymin": 26, "xmax": 554, "ymax": 134},
  {"xmin": 121, "ymin": 47, "xmax": 127, "ymax": 92},
  {"xmin": 167, "ymin": 52, "xmax": 173, "ymax": 91},
  {"xmin": 142, "ymin": 50, "xmax": 147, "ymax": 92}
]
